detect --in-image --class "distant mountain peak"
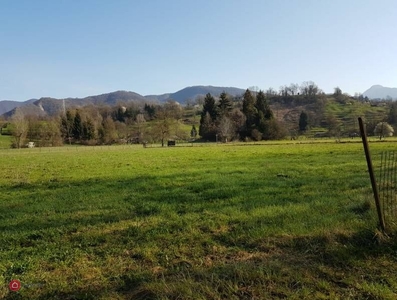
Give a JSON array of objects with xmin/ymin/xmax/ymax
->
[
  {"xmin": 369, "ymin": 84, "xmax": 385, "ymax": 89},
  {"xmin": 363, "ymin": 85, "xmax": 397, "ymax": 100}
]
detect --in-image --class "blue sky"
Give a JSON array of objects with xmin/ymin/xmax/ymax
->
[{"xmin": 1, "ymin": 0, "xmax": 397, "ymax": 101}]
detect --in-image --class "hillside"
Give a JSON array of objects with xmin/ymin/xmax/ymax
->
[
  {"xmin": 0, "ymin": 99, "xmax": 37, "ymax": 115},
  {"xmin": 267, "ymin": 95, "xmax": 389, "ymax": 137},
  {"xmin": 1, "ymin": 86, "xmax": 246, "ymax": 117},
  {"xmin": 146, "ymin": 85, "xmax": 245, "ymax": 104},
  {"xmin": 144, "ymin": 93, "xmax": 172, "ymax": 102},
  {"xmin": 1, "ymin": 91, "xmax": 151, "ymax": 118},
  {"xmin": 1, "ymin": 86, "xmax": 392, "ymax": 133}
]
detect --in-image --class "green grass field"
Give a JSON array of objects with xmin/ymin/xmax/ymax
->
[
  {"xmin": 1, "ymin": 141, "xmax": 397, "ymax": 299},
  {"xmin": 0, "ymin": 135, "xmax": 11, "ymax": 149}
]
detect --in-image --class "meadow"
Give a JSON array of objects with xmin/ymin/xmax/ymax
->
[
  {"xmin": 0, "ymin": 135, "xmax": 11, "ymax": 149},
  {"xmin": 1, "ymin": 140, "xmax": 397, "ymax": 299}
]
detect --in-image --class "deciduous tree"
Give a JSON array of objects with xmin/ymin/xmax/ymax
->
[
  {"xmin": 229, "ymin": 108, "xmax": 246, "ymax": 138},
  {"xmin": 134, "ymin": 113, "xmax": 146, "ymax": 143},
  {"xmin": 164, "ymin": 100, "xmax": 183, "ymax": 120},
  {"xmin": 11, "ymin": 108, "xmax": 28, "ymax": 148},
  {"xmin": 217, "ymin": 116, "xmax": 233, "ymax": 142},
  {"xmin": 99, "ymin": 116, "xmax": 117, "ymax": 144},
  {"xmin": 152, "ymin": 110, "xmax": 174, "ymax": 147},
  {"xmin": 374, "ymin": 122, "xmax": 394, "ymax": 140},
  {"xmin": 300, "ymin": 81, "xmax": 320, "ymax": 98}
]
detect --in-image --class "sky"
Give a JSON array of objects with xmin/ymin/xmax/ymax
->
[{"xmin": 1, "ymin": 0, "xmax": 397, "ymax": 101}]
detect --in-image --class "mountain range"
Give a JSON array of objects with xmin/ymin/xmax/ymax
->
[
  {"xmin": 0, "ymin": 86, "xmax": 245, "ymax": 117},
  {"xmin": 0, "ymin": 99, "xmax": 38, "ymax": 116},
  {"xmin": 1, "ymin": 84, "xmax": 395, "ymax": 117}
]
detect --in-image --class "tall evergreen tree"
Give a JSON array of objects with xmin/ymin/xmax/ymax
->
[
  {"xmin": 82, "ymin": 118, "xmax": 96, "ymax": 140},
  {"xmin": 299, "ymin": 111, "xmax": 308, "ymax": 132},
  {"xmin": 144, "ymin": 104, "xmax": 156, "ymax": 120},
  {"xmin": 61, "ymin": 110, "xmax": 75, "ymax": 144},
  {"xmin": 199, "ymin": 93, "xmax": 218, "ymax": 140},
  {"xmin": 113, "ymin": 107, "xmax": 125, "ymax": 122},
  {"xmin": 255, "ymin": 90, "xmax": 273, "ymax": 120},
  {"xmin": 388, "ymin": 102, "xmax": 397, "ymax": 125},
  {"xmin": 72, "ymin": 110, "xmax": 83, "ymax": 141},
  {"xmin": 202, "ymin": 93, "xmax": 218, "ymax": 121},
  {"xmin": 242, "ymin": 89, "xmax": 257, "ymax": 134},
  {"xmin": 218, "ymin": 91, "xmax": 233, "ymax": 117},
  {"xmin": 199, "ymin": 112, "xmax": 216, "ymax": 140}
]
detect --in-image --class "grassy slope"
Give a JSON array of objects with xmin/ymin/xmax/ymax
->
[
  {"xmin": 325, "ymin": 99, "xmax": 388, "ymax": 123},
  {"xmin": 1, "ymin": 142, "xmax": 397, "ymax": 299}
]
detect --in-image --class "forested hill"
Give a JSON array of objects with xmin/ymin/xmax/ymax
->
[
  {"xmin": 1, "ymin": 86, "xmax": 245, "ymax": 116},
  {"xmin": 0, "ymin": 99, "xmax": 37, "ymax": 115},
  {"xmin": 145, "ymin": 86, "xmax": 245, "ymax": 104},
  {"xmin": 3, "ymin": 84, "xmax": 397, "ymax": 117},
  {"xmin": 1, "ymin": 91, "xmax": 149, "ymax": 116}
]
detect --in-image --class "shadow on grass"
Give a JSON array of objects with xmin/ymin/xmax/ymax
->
[
  {"xmin": 3, "ymin": 172, "xmax": 395, "ymax": 299},
  {"xmin": 112, "ymin": 229, "xmax": 397, "ymax": 300}
]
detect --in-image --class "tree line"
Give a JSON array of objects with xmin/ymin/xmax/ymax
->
[
  {"xmin": 3, "ymin": 100, "xmax": 189, "ymax": 148},
  {"xmin": 2, "ymin": 81, "xmax": 397, "ymax": 148},
  {"xmin": 199, "ymin": 89, "xmax": 285, "ymax": 141}
]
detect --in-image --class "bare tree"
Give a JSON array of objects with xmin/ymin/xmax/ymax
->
[
  {"xmin": 289, "ymin": 83, "xmax": 299, "ymax": 95},
  {"xmin": 133, "ymin": 113, "xmax": 146, "ymax": 143},
  {"xmin": 300, "ymin": 81, "xmax": 320, "ymax": 97},
  {"xmin": 229, "ymin": 108, "xmax": 246, "ymax": 139},
  {"xmin": 195, "ymin": 95, "xmax": 205, "ymax": 106},
  {"xmin": 217, "ymin": 116, "xmax": 234, "ymax": 142},
  {"xmin": 115, "ymin": 121, "xmax": 128, "ymax": 140},
  {"xmin": 164, "ymin": 100, "xmax": 182, "ymax": 120},
  {"xmin": 265, "ymin": 87, "xmax": 277, "ymax": 97},
  {"xmin": 11, "ymin": 108, "xmax": 28, "ymax": 148},
  {"xmin": 100, "ymin": 116, "xmax": 117, "ymax": 144}
]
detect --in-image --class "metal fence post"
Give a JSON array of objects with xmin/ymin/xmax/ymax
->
[{"xmin": 358, "ymin": 117, "xmax": 386, "ymax": 231}]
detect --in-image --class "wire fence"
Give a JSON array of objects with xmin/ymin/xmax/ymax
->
[{"xmin": 378, "ymin": 151, "xmax": 397, "ymax": 228}]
